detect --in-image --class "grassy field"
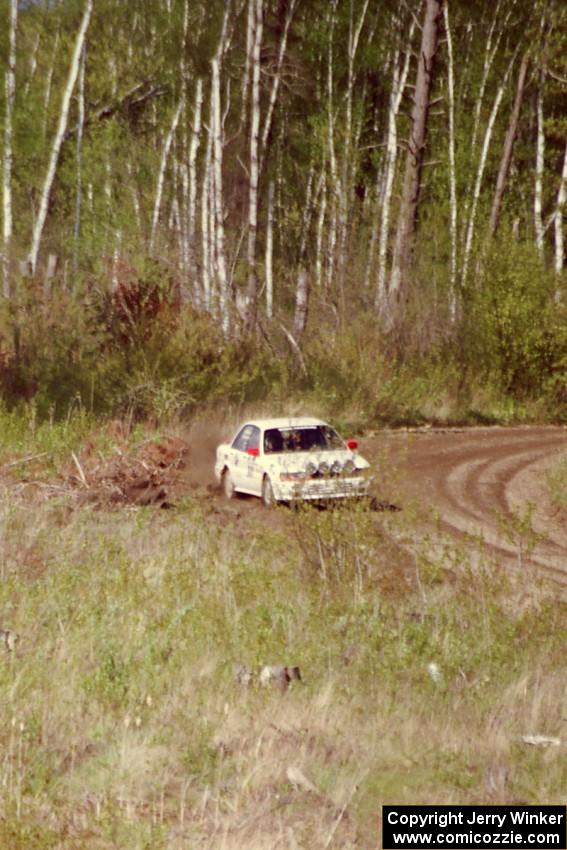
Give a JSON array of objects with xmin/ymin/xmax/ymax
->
[{"xmin": 0, "ymin": 414, "xmax": 566, "ymax": 849}]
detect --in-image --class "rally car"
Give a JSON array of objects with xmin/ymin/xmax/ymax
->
[{"xmin": 214, "ymin": 417, "xmax": 371, "ymax": 506}]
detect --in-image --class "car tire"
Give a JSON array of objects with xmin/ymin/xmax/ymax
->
[
  {"xmin": 222, "ymin": 469, "xmax": 235, "ymax": 500},
  {"xmin": 261, "ymin": 475, "xmax": 275, "ymax": 508}
]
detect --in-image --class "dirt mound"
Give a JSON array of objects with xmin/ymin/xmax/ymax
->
[{"xmin": 64, "ymin": 432, "xmax": 189, "ymax": 508}]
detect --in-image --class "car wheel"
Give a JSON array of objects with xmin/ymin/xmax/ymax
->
[
  {"xmin": 261, "ymin": 475, "xmax": 275, "ymax": 508},
  {"xmin": 222, "ymin": 469, "xmax": 235, "ymax": 500}
]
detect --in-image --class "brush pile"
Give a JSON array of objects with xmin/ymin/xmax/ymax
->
[{"xmin": 63, "ymin": 428, "xmax": 189, "ymax": 508}]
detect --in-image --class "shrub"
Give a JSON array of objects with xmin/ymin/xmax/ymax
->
[{"xmin": 463, "ymin": 242, "xmax": 566, "ymax": 401}]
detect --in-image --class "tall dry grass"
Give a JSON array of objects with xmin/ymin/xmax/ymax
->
[{"xmin": 0, "ymin": 421, "xmax": 566, "ymax": 848}]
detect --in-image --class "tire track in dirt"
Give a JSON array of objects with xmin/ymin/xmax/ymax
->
[{"xmin": 364, "ymin": 426, "xmax": 567, "ymax": 590}]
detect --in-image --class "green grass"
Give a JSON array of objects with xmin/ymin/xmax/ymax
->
[
  {"xmin": 0, "ymin": 423, "xmax": 566, "ymax": 848},
  {"xmin": 546, "ymin": 454, "xmax": 567, "ymax": 517}
]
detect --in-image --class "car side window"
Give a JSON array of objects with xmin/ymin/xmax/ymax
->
[
  {"xmin": 248, "ymin": 427, "xmax": 260, "ymax": 451},
  {"xmin": 232, "ymin": 425, "xmax": 260, "ymax": 452}
]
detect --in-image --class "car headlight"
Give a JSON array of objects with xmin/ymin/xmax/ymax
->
[
  {"xmin": 305, "ymin": 461, "xmax": 317, "ymax": 477},
  {"xmin": 343, "ymin": 459, "xmax": 356, "ymax": 475},
  {"xmin": 318, "ymin": 461, "xmax": 330, "ymax": 477},
  {"xmin": 330, "ymin": 460, "xmax": 342, "ymax": 476}
]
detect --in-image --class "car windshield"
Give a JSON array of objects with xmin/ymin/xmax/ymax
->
[{"xmin": 263, "ymin": 426, "xmax": 344, "ymax": 454}]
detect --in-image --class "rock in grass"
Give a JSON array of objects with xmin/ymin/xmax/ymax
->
[
  {"xmin": 286, "ymin": 765, "xmax": 319, "ymax": 794},
  {"xmin": 234, "ymin": 663, "xmax": 302, "ymax": 691},
  {"xmin": 234, "ymin": 663, "xmax": 253, "ymax": 686},
  {"xmin": 259, "ymin": 665, "xmax": 301, "ymax": 692},
  {"xmin": 0, "ymin": 629, "xmax": 19, "ymax": 651},
  {"xmin": 521, "ymin": 735, "xmax": 561, "ymax": 747},
  {"xmin": 426, "ymin": 661, "xmax": 441, "ymax": 683}
]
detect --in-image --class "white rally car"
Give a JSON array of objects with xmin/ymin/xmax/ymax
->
[{"xmin": 214, "ymin": 417, "xmax": 371, "ymax": 506}]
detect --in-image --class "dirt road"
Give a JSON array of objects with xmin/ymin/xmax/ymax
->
[
  {"xmin": 362, "ymin": 426, "xmax": 567, "ymax": 590},
  {"xmin": 190, "ymin": 422, "xmax": 567, "ymax": 591}
]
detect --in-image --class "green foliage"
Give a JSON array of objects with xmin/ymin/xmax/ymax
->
[
  {"xmin": 0, "ymin": 275, "xmax": 286, "ymax": 421},
  {"xmin": 463, "ymin": 241, "xmax": 567, "ymax": 408},
  {"xmin": 1, "ymin": 0, "xmax": 566, "ymax": 428}
]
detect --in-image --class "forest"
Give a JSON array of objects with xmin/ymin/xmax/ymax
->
[{"xmin": 1, "ymin": 0, "xmax": 566, "ymax": 424}]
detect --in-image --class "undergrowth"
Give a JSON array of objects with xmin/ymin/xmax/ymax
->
[{"xmin": 0, "ymin": 272, "xmax": 565, "ymax": 429}]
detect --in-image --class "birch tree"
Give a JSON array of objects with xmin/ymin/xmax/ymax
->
[
  {"xmin": 73, "ymin": 46, "xmax": 86, "ymax": 274},
  {"xmin": 42, "ymin": 30, "xmax": 60, "ymax": 142},
  {"xmin": 201, "ymin": 122, "xmax": 213, "ymax": 310},
  {"xmin": 259, "ymin": 0, "xmax": 297, "ymax": 175},
  {"xmin": 388, "ymin": 0, "xmax": 443, "ymax": 321},
  {"xmin": 28, "ymin": 0, "xmax": 93, "ymax": 276},
  {"xmin": 534, "ymin": 69, "xmax": 545, "ymax": 253},
  {"xmin": 488, "ymin": 53, "xmax": 529, "ymax": 238},
  {"xmin": 2, "ymin": 0, "xmax": 18, "ymax": 299},
  {"xmin": 211, "ymin": 54, "xmax": 229, "ymax": 332},
  {"xmin": 187, "ymin": 78, "xmax": 203, "ymax": 290},
  {"xmin": 325, "ymin": 1, "xmax": 339, "ymax": 292},
  {"xmin": 460, "ymin": 1, "xmax": 509, "ymax": 247},
  {"xmin": 375, "ymin": 21, "xmax": 415, "ymax": 311},
  {"xmin": 245, "ymin": 0, "xmax": 263, "ymax": 330},
  {"xmin": 337, "ymin": 0, "xmax": 369, "ymax": 275},
  {"xmin": 443, "ymin": 4, "xmax": 458, "ymax": 320},
  {"xmin": 265, "ymin": 181, "xmax": 274, "ymax": 318},
  {"xmin": 554, "ymin": 140, "xmax": 567, "ymax": 280},
  {"xmin": 149, "ymin": 98, "xmax": 184, "ymax": 254},
  {"xmin": 461, "ymin": 47, "xmax": 519, "ymax": 284}
]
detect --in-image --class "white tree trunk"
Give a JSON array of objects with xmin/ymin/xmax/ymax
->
[
  {"xmin": 554, "ymin": 140, "xmax": 567, "ymax": 279},
  {"xmin": 240, "ymin": 0, "xmax": 255, "ymax": 127},
  {"xmin": 444, "ymin": 4, "xmax": 458, "ymax": 321},
  {"xmin": 23, "ymin": 31, "xmax": 40, "ymax": 98},
  {"xmin": 208, "ymin": 144, "xmax": 216, "ymax": 306},
  {"xmin": 201, "ymin": 123, "xmax": 213, "ymax": 311},
  {"xmin": 180, "ymin": 152, "xmax": 190, "ymax": 279},
  {"xmin": 2, "ymin": 0, "xmax": 17, "ymax": 298},
  {"xmin": 245, "ymin": 0, "xmax": 263, "ymax": 326},
  {"xmin": 375, "ymin": 22, "xmax": 414, "ymax": 310},
  {"xmin": 469, "ymin": 5, "xmax": 502, "ymax": 156},
  {"xmin": 315, "ymin": 172, "xmax": 327, "ymax": 289},
  {"xmin": 259, "ymin": 0, "xmax": 297, "ymax": 174},
  {"xmin": 188, "ymin": 78, "xmax": 203, "ymax": 285},
  {"xmin": 127, "ymin": 161, "xmax": 141, "ymax": 232},
  {"xmin": 298, "ymin": 164, "xmax": 317, "ymax": 261},
  {"xmin": 28, "ymin": 0, "xmax": 93, "ymax": 275},
  {"xmin": 461, "ymin": 48, "xmax": 518, "ymax": 285},
  {"xmin": 73, "ymin": 45, "xmax": 86, "ymax": 273},
  {"xmin": 534, "ymin": 71, "xmax": 545, "ymax": 254},
  {"xmin": 293, "ymin": 267, "xmax": 309, "ymax": 342},
  {"xmin": 325, "ymin": 1, "xmax": 339, "ymax": 291},
  {"xmin": 461, "ymin": 1, "xmax": 507, "ymax": 242},
  {"xmin": 337, "ymin": 0, "xmax": 369, "ymax": 274},
  {"xmin": 265, "ymin": 181, "xmax": 274, "ymax": 319},
  {"xmin": 211, "ymin": 56, "xmax": 229, "ymax": 333},
  {"xmin": 111, "ymin": 229, "xmax": 122, "ymax": 292},
  {"xmin": 489, "ymin": 52, "xmax": 529, "ymax": 238},
  {"xmin": 388, "ymin": 0, "xmax": 442, "ymax": 317},
  {"xmin": 42, "ymin": 30, "xmax": 60, "ymax": 141},
  {"xmin": 149, "ymin": 98, "xmax": 184, "ymax": 254}
]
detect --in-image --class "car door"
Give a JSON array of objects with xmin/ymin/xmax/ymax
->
[
  {"xmin": 244, "ymin": 427, "xmax": 264, "ymax": 495},
  {"xmin": 230, "ymin": 424, "xmax": 261, "ymax": 491}
]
